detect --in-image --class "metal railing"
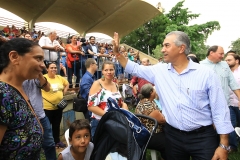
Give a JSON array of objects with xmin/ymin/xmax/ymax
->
[{"xmin": 45, "ymin": 51, "xmax": 125, "ymax": 87}]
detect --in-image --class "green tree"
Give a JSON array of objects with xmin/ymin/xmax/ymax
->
[
  {"xmin": 152, "ymin": 45, "xmax": 163, "ymax": 59},
  {"xmin": 120, "ymin": 1, "xmax": 220, "ymax": 59},
  {"xmin": 230, "ymin": 38, "xmax": 240, "ymax": 54}
]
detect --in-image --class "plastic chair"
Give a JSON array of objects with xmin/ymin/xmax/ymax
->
[
  {"xmin": 235, "ymin": 127, "xmax": 240, "ymax": 137},
  {"xmin": 150, "ymin": 150, "xmax": 157, "ymax": 160},
  {"xmin": 65, "ymin": 129, "xmax": 70, "ymax": 146}
]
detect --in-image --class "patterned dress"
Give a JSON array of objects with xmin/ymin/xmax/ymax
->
[
  {"xmin": 0, "ymin": 82, "xmax": 43, "ymax": 159},
  {"xmin": 88, "ymin": 85, "xmax": 123, "ymax": 120},
  {"xmin": 135, "ymin": 99, "xmax": 163, "ymax": 133}
]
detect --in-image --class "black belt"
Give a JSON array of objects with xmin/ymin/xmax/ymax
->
[{"xmin": 166, "ymin": 123, "xmax": 213, "ymax": 134}]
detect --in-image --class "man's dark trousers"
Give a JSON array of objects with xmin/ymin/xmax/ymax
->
[{"xmin": 164, "ymin": 123, "xmax": 219, "ymax": 160}]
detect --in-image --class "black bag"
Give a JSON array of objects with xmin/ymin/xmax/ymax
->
[
  {"xmin": 57, "ymin": 99, "xmax": 68, "ymax": 109},
  {"xmin": 107, "ymin": 97, "xmax": 150, "ymax": 147},
  {"xmin": 73, "ymin": 93, "xmax": 88, "ymax": 112},
  {"xmin": 43, "ymin": 98, "xmax": 68, "ymax": 110}
]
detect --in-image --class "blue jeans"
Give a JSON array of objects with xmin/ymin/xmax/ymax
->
[
  {"xmin": 61, "ymin": 56, "xmax": 67, "ymax": 68},
  {"xmin": 90, "ymin": 118, "xmax": 99, "ymax": 140},
  {"xmin": 229, "ymin": 106, "xmax": 240, "ymax": 149},
  {"xmin": 40, "ymin": 116, "xmax": 57, "ymax": 160}
]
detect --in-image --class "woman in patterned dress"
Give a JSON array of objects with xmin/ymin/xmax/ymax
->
[
  {"xmin": 135, "ymin": 83, "xmax": 167, "ymax": 160},
  {"xmin": 0, "ymin": 38, "xmax": 44, "ymax": 159},
  {"xmin": 88, "ymin": 61, "xmax": 128, "ymax": 138}
]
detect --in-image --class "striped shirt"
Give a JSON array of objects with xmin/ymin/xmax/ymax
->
[
  {"xmin": 125, "ymin": 59, "xmax": 233, "ymax": 134},
  {"xmin": 200, "ymin": 58, "xmax": 240, "ymax": 105}
]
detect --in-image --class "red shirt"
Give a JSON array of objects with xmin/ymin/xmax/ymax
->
[
  {"xmin": 66, "ymin": 44, "xmax": 80, "ymax": 68},
  {"xmin": 3, "ymin": 27, "xmax": 10, "ymax": 33},
  {"xmin": 131, "ymin": 76, "xmax": 153, "ymax": 92}
]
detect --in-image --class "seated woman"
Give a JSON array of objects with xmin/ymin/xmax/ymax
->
[
  {"xmin": 135, "ymin": 84, "xmax": 167, "ymax": 160},
  {"xmin": 88, "ymin": 61, "xmax": 128, "ymax": 138},
  {"xmin": 42, "ymin": 62, "xmax": 69, "ymax": 148}
]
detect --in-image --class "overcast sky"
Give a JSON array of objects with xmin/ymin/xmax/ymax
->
[
  {"xmin": 1, "ymin": 0, "xmax": 240, "ymax": 52},
  {"xmin": 150, "ymin": 0, "xmax": 240, "ymax": 52}
]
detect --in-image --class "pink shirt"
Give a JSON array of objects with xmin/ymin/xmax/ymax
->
[{"xmin": 229, "ymin": 66, "xmax": 240, "ymax": 107}]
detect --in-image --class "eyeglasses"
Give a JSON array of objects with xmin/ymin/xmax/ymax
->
[{"xmin": 90, "ymin": 39, "xmax": 95, "ymax": 40}]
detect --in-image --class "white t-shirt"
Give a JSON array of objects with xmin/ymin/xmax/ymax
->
[
  {"xmin": 38, "ymin": 36, "xmax": 64, "ymax": 61},
  {"xmin": 60, "ymin": 142, "xmax": 94, "ymax": 160}
]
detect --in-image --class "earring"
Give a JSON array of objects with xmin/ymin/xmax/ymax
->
[{"xmin": 101, "ymin": 75, "xmax": 105, "ymax": 81}]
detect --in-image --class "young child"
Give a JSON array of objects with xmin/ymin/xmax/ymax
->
[{"xmin": 58, "ymin": 119, "xmax": 94, "ymax": 160}]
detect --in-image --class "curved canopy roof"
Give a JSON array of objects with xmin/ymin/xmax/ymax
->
[{"xmin": 0, "ymin": 0, "xmax": 162, "ymax": 37}]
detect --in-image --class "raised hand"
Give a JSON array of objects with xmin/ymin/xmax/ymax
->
[{"xmin": 112, "ymin": 32, "xmax": 119, "ymax": 55}]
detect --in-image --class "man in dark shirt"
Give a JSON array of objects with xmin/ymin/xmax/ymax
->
[{"xmin": 80, "ymin": 58, "xmax": 98, "ymax": 120}]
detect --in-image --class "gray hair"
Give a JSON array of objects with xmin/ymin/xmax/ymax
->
[
  {"xmin": 46, "ymin": 28, "xmax": 56, "ymax": 36},
  {"xmin": 166, "ymin": 31, "xmax": 190, "ymax": 55},
  {"xmin": 138, "ymin": 83, "xmax": 153, "ymax": 100}
]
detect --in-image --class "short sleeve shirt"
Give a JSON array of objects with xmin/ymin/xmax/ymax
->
[
  {"xmin": 88, "ymin": 83, "xmax": 123, "ymax": 120},
  {"xmin": 42, "ymin": 75, "xmax": 69, "ymax": 110},
  {"xmin": 0, "ymin": 82, "xmax": 43, "ymax": 159}
]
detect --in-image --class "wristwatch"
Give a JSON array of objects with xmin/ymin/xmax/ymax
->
[{"xmin": 219, "ymin": 143, "xmax": 231, "ymax": 152}]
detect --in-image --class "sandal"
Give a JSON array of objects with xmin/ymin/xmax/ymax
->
[{"xmin": 55, "ymin": 141, "xmax": 66, "ymax": 148}]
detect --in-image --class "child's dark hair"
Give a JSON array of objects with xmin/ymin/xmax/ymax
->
[
  {"xmin": 69, "ymin": 119, "xmax": 91, "ymax": 139},
  {"xmin": 0, "ymin": 38, "xmax": 39, "ymax": 74}
]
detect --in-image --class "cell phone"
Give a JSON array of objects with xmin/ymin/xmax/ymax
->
[{"xmin": 77, "ymin": 41, "xmax": 80, "ymax": 46}]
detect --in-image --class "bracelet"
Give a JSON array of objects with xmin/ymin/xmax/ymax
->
[
  {"xmin": 40, "ymin": 77, "xmax": 48, "ymax": 89},
  {"xmin": 116, "ymin": 53, "xmax": 121, "ymax": 57},
  {"xmin": 219, "ymin": 143, "xmax": 230, "ymax": 152}
]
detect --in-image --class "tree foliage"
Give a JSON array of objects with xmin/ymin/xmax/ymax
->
[
  {"xmin": 230, "ymin": 38, "xmax": 240, "ymax": 54},
  {"xmin": 120, "ymin": 0, "xmax": 220, "ymax": 59}
]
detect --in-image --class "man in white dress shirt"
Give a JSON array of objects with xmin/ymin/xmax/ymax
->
[
  {"xmin": 112, "ymin": 31, "xmax": 233, "ymax": 160},
  {"xmin": 38, "ymin": 29, "xmax": 64, "ymax": 62}
]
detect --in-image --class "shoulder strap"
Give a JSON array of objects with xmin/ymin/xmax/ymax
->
[
  {"xmin": 43, "ymin": 97, "xmax": 56, "ymax": 107},
  {"xmin": 98, "ymin": 80, "xmax": 103, "ymax": 88},
  {"xmin": 115, "ymin": 82, "xmax": 119, "ymax": 91}
]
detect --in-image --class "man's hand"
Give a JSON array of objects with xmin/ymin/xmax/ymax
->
[
  {"xmin": 112, "ymin": 32, "xmax": 119, "ymax": 55},
  {"xmin": 53, "ymin": 45, "xmax": 60, "ymax": 51},
  {"xmin": 81, "ymin": 51, "xmax": 85, "ymax": 56},
  {"xmin": 129, "ymin": 83, "xmax": 133, "ymax": 88},
  {"xmin": 211, "ymin": 147, "xmax": 228, "ymax": 160}
]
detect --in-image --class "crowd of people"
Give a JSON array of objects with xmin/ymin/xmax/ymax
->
[
  {"xmin": 1, "ymin": 25, "xmax": 142, "ymax": 86},
  {"xmin": 0, "ymin": 27, "xmax": 240, "ymax": 160},
  {"xmin": 1, "ymin": 25, "xmax": 45, "ymax": 42}
]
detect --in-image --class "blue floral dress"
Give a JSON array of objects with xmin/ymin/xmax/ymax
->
[{"xmin": 0, "ymin": 82, "xmax": 43, "ymax": 159}]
